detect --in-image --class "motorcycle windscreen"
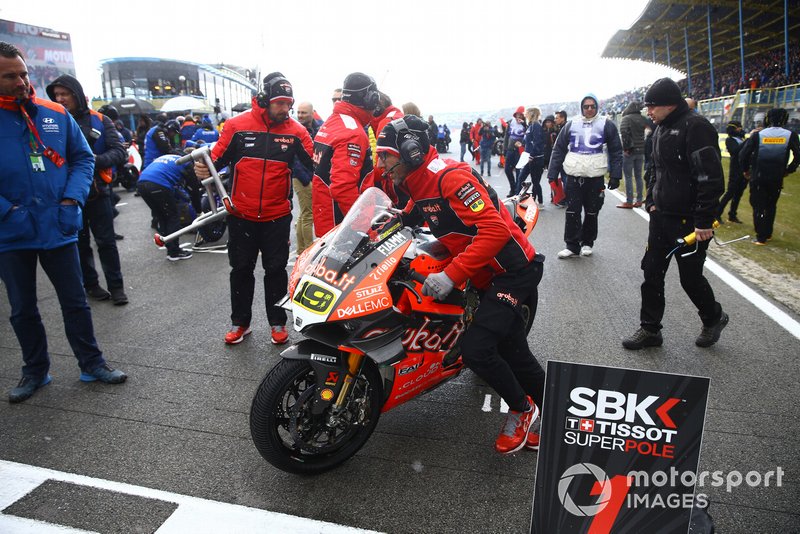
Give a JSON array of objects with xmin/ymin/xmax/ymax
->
[{"xmin": 291, "ymin": 188, "xmax": 404, "ymax": 329}]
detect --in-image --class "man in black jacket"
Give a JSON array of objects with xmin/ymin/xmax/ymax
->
[
  {"xmin": 47, "ymin": 75, "xmax": 129, "ymax": 304},
  {"xmin": 739, "ymin": 108, "xmax": 800, "ymax": 245},
  {"xmin": 623, "ymin": 78, "xmax": 728, "ymax": 350}
]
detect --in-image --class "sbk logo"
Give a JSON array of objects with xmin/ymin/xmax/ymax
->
[{"xmin": 567, "ymin": 387, "xmax": 681, "ymax": 428}]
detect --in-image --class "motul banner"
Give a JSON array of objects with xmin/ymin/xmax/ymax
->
[{"xmin": 531, "ymin": 361, "xmax": 710, "ymax": 534}]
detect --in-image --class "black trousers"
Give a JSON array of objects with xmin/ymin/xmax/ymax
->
[
  {"xmin": 504, "ymin": 148, "xmax": 521, "ymax": 194},
  {"xmin": 749, "ymin": 180, "xmax": 782, "ymax": 242},
  {"xmin": 137, "ymin": 181, "xmax": 182, "ymax": 256},
  {"xmin": 639, "ymin": 211, "xmax": 721, "ymax": 331},
  {"xmin": 461, "ymin": 258, "xmax": 545, "ymax": 412},
  {"xmin": 227, "ymin": 214, "xmax": 290, "ymax": 328},
  {"xmin": 718, "ymin": 171, "xmax": 747, "ymax": 220},
  {"xmin": 564, "ymin": 175, "xmax": 605, "ymax": 253},
  {"xmin": 77, "ymin": 190, "xmax": 123, "ymax": 290}
]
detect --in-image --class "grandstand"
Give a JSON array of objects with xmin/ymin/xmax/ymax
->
[{"xmin": 601, "ymin": 0, "xmax": 799, "ymax": 132}]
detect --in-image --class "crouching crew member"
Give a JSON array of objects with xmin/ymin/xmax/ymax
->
[{"xmin": 376, "ymin": 115, "xmax": 546, "ymax": 455}]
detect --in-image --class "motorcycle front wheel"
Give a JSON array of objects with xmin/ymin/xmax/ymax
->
[{"xmin": 250, "ymin": 359, "xmax": 383, "ymax": 475}]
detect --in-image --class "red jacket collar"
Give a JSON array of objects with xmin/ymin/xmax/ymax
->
[
  {"xmin": 332, "ymin": 101, "xmax": 373, "ymax": 127},
  {"xmin": 402, "ymin": 148, "xmax": 444, "ymax": 193}
]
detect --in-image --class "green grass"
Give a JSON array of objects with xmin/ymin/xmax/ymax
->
[{"xmin": 620, "ymin": 161, "xmax": 800, "ymax": 279}]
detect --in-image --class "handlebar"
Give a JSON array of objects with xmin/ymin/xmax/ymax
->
[
  {"xmin": 406, "ymin": 269, "xmax": 465, "ymax": 304},
  {"xmin": 177, "ymin": 144, "xmax": 210, "ymax": 165},
  {"xmin": 153, "ymin": 145, "xmax": 236, "ymax": 246}
]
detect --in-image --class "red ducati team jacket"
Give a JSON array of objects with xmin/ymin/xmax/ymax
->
[
  {"xmin": 211, "ymin": 99, "xmax": 314, "ymax": 222},
  {"xmin": 312, "ymin": 101, "xmax": 375, "ymax": 237},
  {"xmin": 400, "ymin": 150, "xmax": 536, "ymax": 289}
]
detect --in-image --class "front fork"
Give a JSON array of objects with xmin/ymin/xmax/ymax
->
[{"xmin": 332, "ymin": 349, "xmax": 366, "ymax": 412}]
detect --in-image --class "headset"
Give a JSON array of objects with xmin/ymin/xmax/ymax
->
[
  {"xmin": 391, "ymin": 117, "xmax": 428, "ymax": 168},
  {"xmin": 256, "ymin": 75, "xmax": 292, "ymax": 109},
  {"xmin": 343, "ymin": 77, "xmax": 380, "ymax": 112},
  {"xmin": 362, "ymin": 83, "xmax": 381, "ymax": 112}
]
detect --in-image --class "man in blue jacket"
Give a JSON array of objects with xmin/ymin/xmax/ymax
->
[
  {"xmin": 47, "ymin": 74, "xmax": 129, "ymax": 305},
  {"xmin": 0, "ymin": 42, "xmax": 127, "ymax": 403}
]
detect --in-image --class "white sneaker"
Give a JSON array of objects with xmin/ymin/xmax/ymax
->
[
  {"xmin": 557, "ymin": 248, "xmax": 577, "ymax": 259},
  {"xmin": 580, "ymin": 246, "xmax": 593, "ymax": 256}
]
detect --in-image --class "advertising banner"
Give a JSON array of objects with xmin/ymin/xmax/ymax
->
[
  {"xmin": 531, "ymin": 361, "xmax": 710, "ymax": 534},
  {"xmin": 0, "ymin": 19, "xmax": 75, "ymax": 97}
]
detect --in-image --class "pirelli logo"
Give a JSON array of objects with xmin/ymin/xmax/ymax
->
[{"xmin": 761, "ymin": 137, "xmax": 787, "ymax": 145}]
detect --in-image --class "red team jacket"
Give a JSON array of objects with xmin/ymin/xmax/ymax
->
[
  {"xmin": 399, "ymin": 149, "xmax": 536, "ymax": 289},
  {"xmin": 211, "ymin": 99, "xmax": 314, "ymax": 222},
  {"xmin": 311, "ymin": 101, "xmax": 375, "ymax": 237}
]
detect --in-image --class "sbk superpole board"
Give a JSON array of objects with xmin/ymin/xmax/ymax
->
[{"xmin": 531, "ymin": 361, "xmax": 710, "ymax": 534}]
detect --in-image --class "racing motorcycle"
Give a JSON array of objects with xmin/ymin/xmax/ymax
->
[{"xmin": 249, "ymin": 184, "xmax": 539, "ymax": 475}]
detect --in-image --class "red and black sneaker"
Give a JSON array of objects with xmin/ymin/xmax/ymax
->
[
  {"xmin": 224, "ymin": 325, "xmax": 251, "ymax": 345},
  {"xmin": 495, "ymin": 396, "xmax": 539, "ymax": 455},
  {"xmin": 271, "ymin": 325, "xmax": 289, "ymax": 345},
  {"xmin": 525, "ymin": 411, "xmax": 541, "ymax": 450}
]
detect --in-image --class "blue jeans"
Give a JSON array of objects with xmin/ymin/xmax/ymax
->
[
  {"xmin": 78, "ymin": 190, "xmax": 124, "ymax": 290},
  {"xmin": 480, "ymin": 147, "xmax": 493, "ymax": 175},
  {"xmin": 0, "ymin": 243, "xmax": 106, "ymax": 380},
  {"xmin": 622, "ymin": 152, "xmax": 644, "ymax": 203},
  {"xmin": 460, "ymin": 142, "xmax": 468, "ymax": 162}
]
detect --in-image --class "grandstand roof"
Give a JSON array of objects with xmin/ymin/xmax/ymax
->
[{"xmin": 601, "ymin": 0, "xmax": 799, "ymax": 76}]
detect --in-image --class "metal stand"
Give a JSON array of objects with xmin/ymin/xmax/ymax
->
[{"xmin": 153, "ymin": 145, "xmax": 235, "ymax": 246}]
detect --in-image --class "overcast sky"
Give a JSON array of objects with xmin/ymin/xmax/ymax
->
[{"xmin": 1, "ymin": 0, "xmax": 683, "ymax": 116}]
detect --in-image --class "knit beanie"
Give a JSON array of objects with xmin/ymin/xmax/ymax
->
[{"xmin": 644, "ymin": 78, "xmax": 683, "ymax": 106}]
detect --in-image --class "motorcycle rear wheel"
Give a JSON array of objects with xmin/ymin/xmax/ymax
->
[{"xmin": 250, "ymin": 359, "xmax": 382, "ymax": 475}]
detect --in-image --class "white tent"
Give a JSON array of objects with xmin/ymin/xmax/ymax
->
[{"xmin": 160, "ymin": 96, "xmax": 214, "ymax": 113}]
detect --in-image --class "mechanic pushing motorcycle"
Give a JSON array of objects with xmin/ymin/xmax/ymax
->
[{"xmin": 376, "ymin": 116, "xmax": 546, "ymax": 454}]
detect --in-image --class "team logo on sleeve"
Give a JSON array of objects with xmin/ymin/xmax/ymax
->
[
  {"xmin": 455, "ymin": 183, "xmax": 476, "ymax": 200},
  {"xmin": 463, "ymin": 191, "xmax": 485, "ymax": 212}
]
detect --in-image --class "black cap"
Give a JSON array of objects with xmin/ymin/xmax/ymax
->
[
  {"xmin": 341, "ymin": 72, "xmax": 377, "ymax": 108},
  {"xmin": 644, "ymin": 78, "xmax": 683, "ymax": 106},
  {"xmin": 377, "ymin": 115, "xmax": 430, "ymax": 161},
  {"xmin": 262, "ymin": 72, "xmax": 294, "ymax": 103}
]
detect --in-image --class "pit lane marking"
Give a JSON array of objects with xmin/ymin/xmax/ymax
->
[{"xmin": 0, "ymin": 460, "xmax": 382, "ymax": 534}]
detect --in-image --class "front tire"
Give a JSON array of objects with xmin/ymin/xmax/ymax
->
[{"xmin": 250, "ymin": 358, "xmax": 383, "ymax": 475}]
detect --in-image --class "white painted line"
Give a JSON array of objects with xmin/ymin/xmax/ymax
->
[
  {"xmin": 0, "ymin": 515, "xmax": 95, "ymax": 534},
  {"xmin": 0, "ymin": 460, "xmax": 383, "ymax": 534},
  {"xmin": 116, "ymin": 202, "xmax": 128, "ymax": 207},
  {"xmin": 608, "ymin": 188, "xmax": 800, "ymax": 339},
  {"xmin": 482, "ymin": 394, "xmax": 492, "ymax": 412},
  {"xmin": 500, "ymin": 399, "xmax": 509, "ymax": 414}
]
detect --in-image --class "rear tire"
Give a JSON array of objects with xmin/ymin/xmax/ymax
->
[{"xmin": 250, "ymin": 359, "xmax": 383, "ymax": 475}]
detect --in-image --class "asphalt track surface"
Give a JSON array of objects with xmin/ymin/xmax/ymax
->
[{"xmin": 1, "ymin": 160, "xmax": 799, "ymax": 534}]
